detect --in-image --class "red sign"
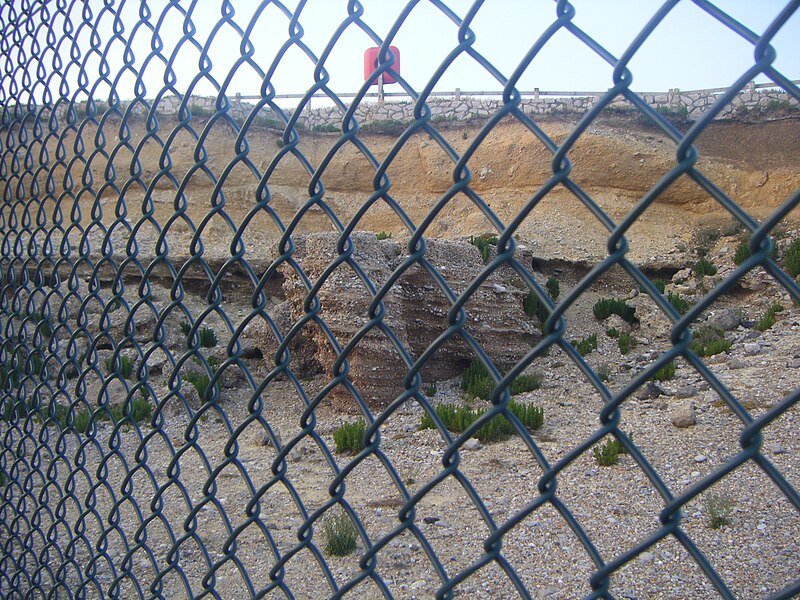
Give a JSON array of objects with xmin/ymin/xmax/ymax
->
[{"xmin": 364, "ymin": 46, "xmax": 400, "ymax": 85}]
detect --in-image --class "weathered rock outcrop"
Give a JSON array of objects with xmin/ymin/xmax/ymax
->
[{"xmin": 270, "ymin": 232, "xmax": 539, "ymax": 406}]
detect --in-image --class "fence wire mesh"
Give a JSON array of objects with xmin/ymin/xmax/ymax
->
[{"xmin": 1, "ymin": 0, "xmax": 799, "ymax": 598}]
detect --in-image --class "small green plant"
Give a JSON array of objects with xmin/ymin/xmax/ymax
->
[
  {"xmin": 667, "ymin": 292, "xmax": 691, "ymax": 315},
  {"xmin": 419, "ymin": 400, "xmax": 543, "ymax": 442},
  {"xmin": 754, "ymin": 303, "xmax": 784, "ymax": 332},
  {"xmin": 690, "ymin": 326, "xmax": 730, "ymax": 357},
  {"xmin": 375, "ymin": 231, "xmax": 392, "ymax": 241},
  {"xmin": 104, "ymin": 355, "xmax": 135, "ymax": 380},
  {"xmin": 783, "ymin": 238, "xmax": 800, "ymax": 277},
  {"xmin": 131, "ymin": 397, "xmax": 153, "ymax": 424},
  {"xmin": 333, "ymin": 419, "xmax": 366, "ymax": 454},
  {"xmin": 523, "ymin": 291, "xmax": 549, "ymax": 326},
  {"xmin": 461, "ymin": 361, "xmax": 495, "ymax": 401},
  {"xmin": 593, "ymin": 298, "xmax": 636, "ymax": 324},
  {"xmin": 695, "ymin": 227, "xmax": 721, "ymax": 255},
  {"xmin": 424, "ymin": 383, "xmax": 437, "ymax": 397},
  {"xmin": 650, "ymin": 361, "xmax": 676, "ymax": 381},
  {"xmin": 179, "ymin": 320, "xmax": 192, "ymax": 336},
  {"xmin": 693, "ymin": 258, "xmax": 717, "ymax": 277},
  {"xmin": 722, "ymin": 220, "xmax": 743, "ymax": 237},
  {"xmin": 184, "ymin": 371, "xmax": 213, "ymax": 401},
  {"xmin": 74, "ymin": 410, "xmax": 90, "ymax": 434},
  {"xmin": 593, "ymin": 438, "xmax": 623, "ymax": 466},
  {"xmin": 764, "ymin": 98, "xmax": 799, "ymax": 114},
  {"xmin": 31, "ymin": 312, "xmax": 53, "ymax": 338},
  {"xmin": 733, "ymin": 240, "xmax": 751, "ymax": 265},
  {"xmin": 468, "ymin": 234, "xmax": 498, "ymax": 262},
  {"xmin": 322, "ymin": 510, "xmax": 358, "ymax": 556},
  {"xmin": 597, "ymin": 363, "xmax": 611, "ymax": 382},
  {"xmin": 732, "ymin": 235, "xmax": 780, "ymax": 266},
  {"xmin": 704, "ymin": 492, "xmax": 734, "ymax": 529},
  {"xmin": 509, "ymin": 373, "xmax": 541, "ymax": 395},
  {"xmin": 573, "ymin": 334, "xmax": 598, "ymax": 357},
  {"xmin": 650, "ymin": 278, "xmax": 667, "ymax": 294},
  {"xmin": 198, "ymin": 327, "xmax": 218, "ymax": 348},
  {"xmin": 606, "ymin": 327, "xmax": 619, "ymax": 338},
  {"xmin": 461, "ymin": 361, "xmax": 540, "ymax": 401},
  {"xmin": 545, "ymin": 277, "xmax": 560, "ymax": 301}
]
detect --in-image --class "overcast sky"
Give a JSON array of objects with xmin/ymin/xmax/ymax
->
[{"xmin": 14, "ymin": 0, "xmax": 800, "ymax": 105}]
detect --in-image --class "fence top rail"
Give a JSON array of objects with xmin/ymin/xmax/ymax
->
[{"xmin": 232, "ymin": 80, "xmax": 800, "ymax": 102}]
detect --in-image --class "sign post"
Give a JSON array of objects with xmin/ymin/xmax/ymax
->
[{"xmin": 364, "ymin": 46, "xmax": 400, "ymax": 106}]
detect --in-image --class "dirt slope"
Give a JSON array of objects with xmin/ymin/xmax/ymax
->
[{"xmin": 59, "ymin": 112, "xmax": 799, "ymax": 267}]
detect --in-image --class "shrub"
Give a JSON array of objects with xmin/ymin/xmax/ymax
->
[
  {"xmin": 461, "ymin": 361, "xmax": 495, "ymax": 401},
  {"xmin": 509, "ymin": 373, "xmax": 541, "ymax": 395},
  {"xmin": 468, "ymin": 235, "xmax": 497, "ymax": 262},
  {"xmin": 667, "ymin": 292, "xmax": 691, "ymax": 315},
  {"xmin": 573, "ymin": 334, "xmax": 598, "ymax": 357},
  {"xmin": 31, "ymin": 312, "xmax": 53, "ymax": 338},
  {"xmin": 593, "ymin": 298, "xmax": 636, "ymax": 324},
  {"xmin": 695, "ymin": 227, "xmax": 721, "ymax": 254},
  {"xmin": 322, "ymin": 510, "xmax": 358, "ymax": 556},
  {"xmin": 620, "ymin": 335, "xmax": 639, "ymax": 357},
  {"xmin": 375, "ymin": 231, "xmax": 391, "ymax": 241},
  {"xmin": 754, "ymin": 303, "xmax": 784, "ymax": 332},
  {"xmin": 333, "ymin": 419, "xmax": 366, "ymax": 454},
  {"xmin": 131, "ymin": 397, "xmax": 152, "ymax": 424},
  {"xmin": 545, "ymin": 277, "xmax": 560, "ymax": 301},
  {"xmin": 74, "ymin": 410, "xmax": 90, "ymax": 434},
  {"xmin": 523, "ymin": 291, "xmax": 549, "ymax": 325},
  {"xmin": 185, "ymin": 371, "xmax": 213, "ymax": 401},
  {"xmin": 651, "ymin": 278, "xmax": 667, "ymax": 294},
  {"xmin": 693, "ymin": 258, "xmax": 717, "ymax": 277},
  {"xmin": 783, "ymin": 238, "xmax": 800, "ymax": 277},
  {"xmin": 690, "ymin": 327, "xmax": 732, "ymax": 357},
  {"xmin": 105, "ymin": 355, "xmax": 135, "ymax": 380},
  {"xmin": 733, "ymin": 240, "xmax": 751, "ymax": 265},
  {"xmin": 198, "ymin": 327, "xmax": 218, "ymax": 348},
  {"xmin": 704, "ymin": 492, "xmax": 734, "ymax": 529},
  {"xmin": 650, "ymin": 361, "xmax": 676, "ymax": 381},
  {"xmin": 593, "ymin": 438, "xmax": 622, "ymax": 466},
  {"xmin": 179, "ymin": 320, "xmax": 192, "ymax": 336},
  {"xmin": 419, "ymin": 400, "xmax": 543, "ymax": 443},
  {"xmin": 462, "ymin": 361, "xmax": 541, "ymax": 401}
]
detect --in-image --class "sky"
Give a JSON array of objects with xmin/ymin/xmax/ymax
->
[{"xmin": 10, "ymin": 0, "xmax": 800, "ymax": 107}]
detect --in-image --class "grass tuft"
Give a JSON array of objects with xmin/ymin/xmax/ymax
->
[
  {"xmin": 419, "ymin": 399, "xmax": 543, "ymax": 443},
  {"xmin": 593, "ymin": 298, "xmax": 636, "ymax": 324},
  {"xmin": 322, "ymin": 510, "xmax": 358, "ymax": 556},
  {"xmin": 333, "ymin": 419, "xmax": 366, "ymax": 454}
]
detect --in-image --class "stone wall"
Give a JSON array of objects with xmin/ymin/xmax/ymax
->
[
  {"xmin": 14, "ymin": 81, "xmax": 797, "ymax": 131},
  {"xmin": 164, "ymin": 81, "xmax": 798, "ymax": 130}
]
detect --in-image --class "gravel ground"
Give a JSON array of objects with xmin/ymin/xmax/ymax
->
[
  {"xmin": 2, "ymin": 299, "xmax": 798, "ymax": 599},
  {"xmin": 2, "ymin": 229, "xmax": 799, "ymax": 599}
]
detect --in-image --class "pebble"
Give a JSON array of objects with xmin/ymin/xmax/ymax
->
[
  {"xmin": 463, "ymin": 438, "xmax": 482, "ymax": 451},
  {"xmin": 769, "ymin": 443, "xmax": 787, "ymax": 455},
  {"xmin": 728, "ymin": 357, "xmax": 747, "ymax": 369},
  {"xmin": 743, "ymin": 342, "xmax": 761, "ymax": 355},
  {"xmin": 694, "ymin": 454, "xmax": 707, "ymax": 463},
  {"xmin": 670, "ymin": 402, "xmax": 696, "ymax": 428},
  {"xmin": 639, "ymin": 552, "xmax": 654, "ymax": 563}
]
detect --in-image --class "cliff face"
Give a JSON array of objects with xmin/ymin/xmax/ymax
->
[{"xmin": 275, "ymin": 232, "xmax": 539, "ymax": 407}]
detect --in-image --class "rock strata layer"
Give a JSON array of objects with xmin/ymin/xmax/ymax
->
[{"xmin": 274, "ymin": 232, "xmax": 540, "ymax": 406}]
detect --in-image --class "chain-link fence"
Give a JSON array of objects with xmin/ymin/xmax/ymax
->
[{"xmin": 1, "ymin": 1, "xmax": 799, "ymax": 598}]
